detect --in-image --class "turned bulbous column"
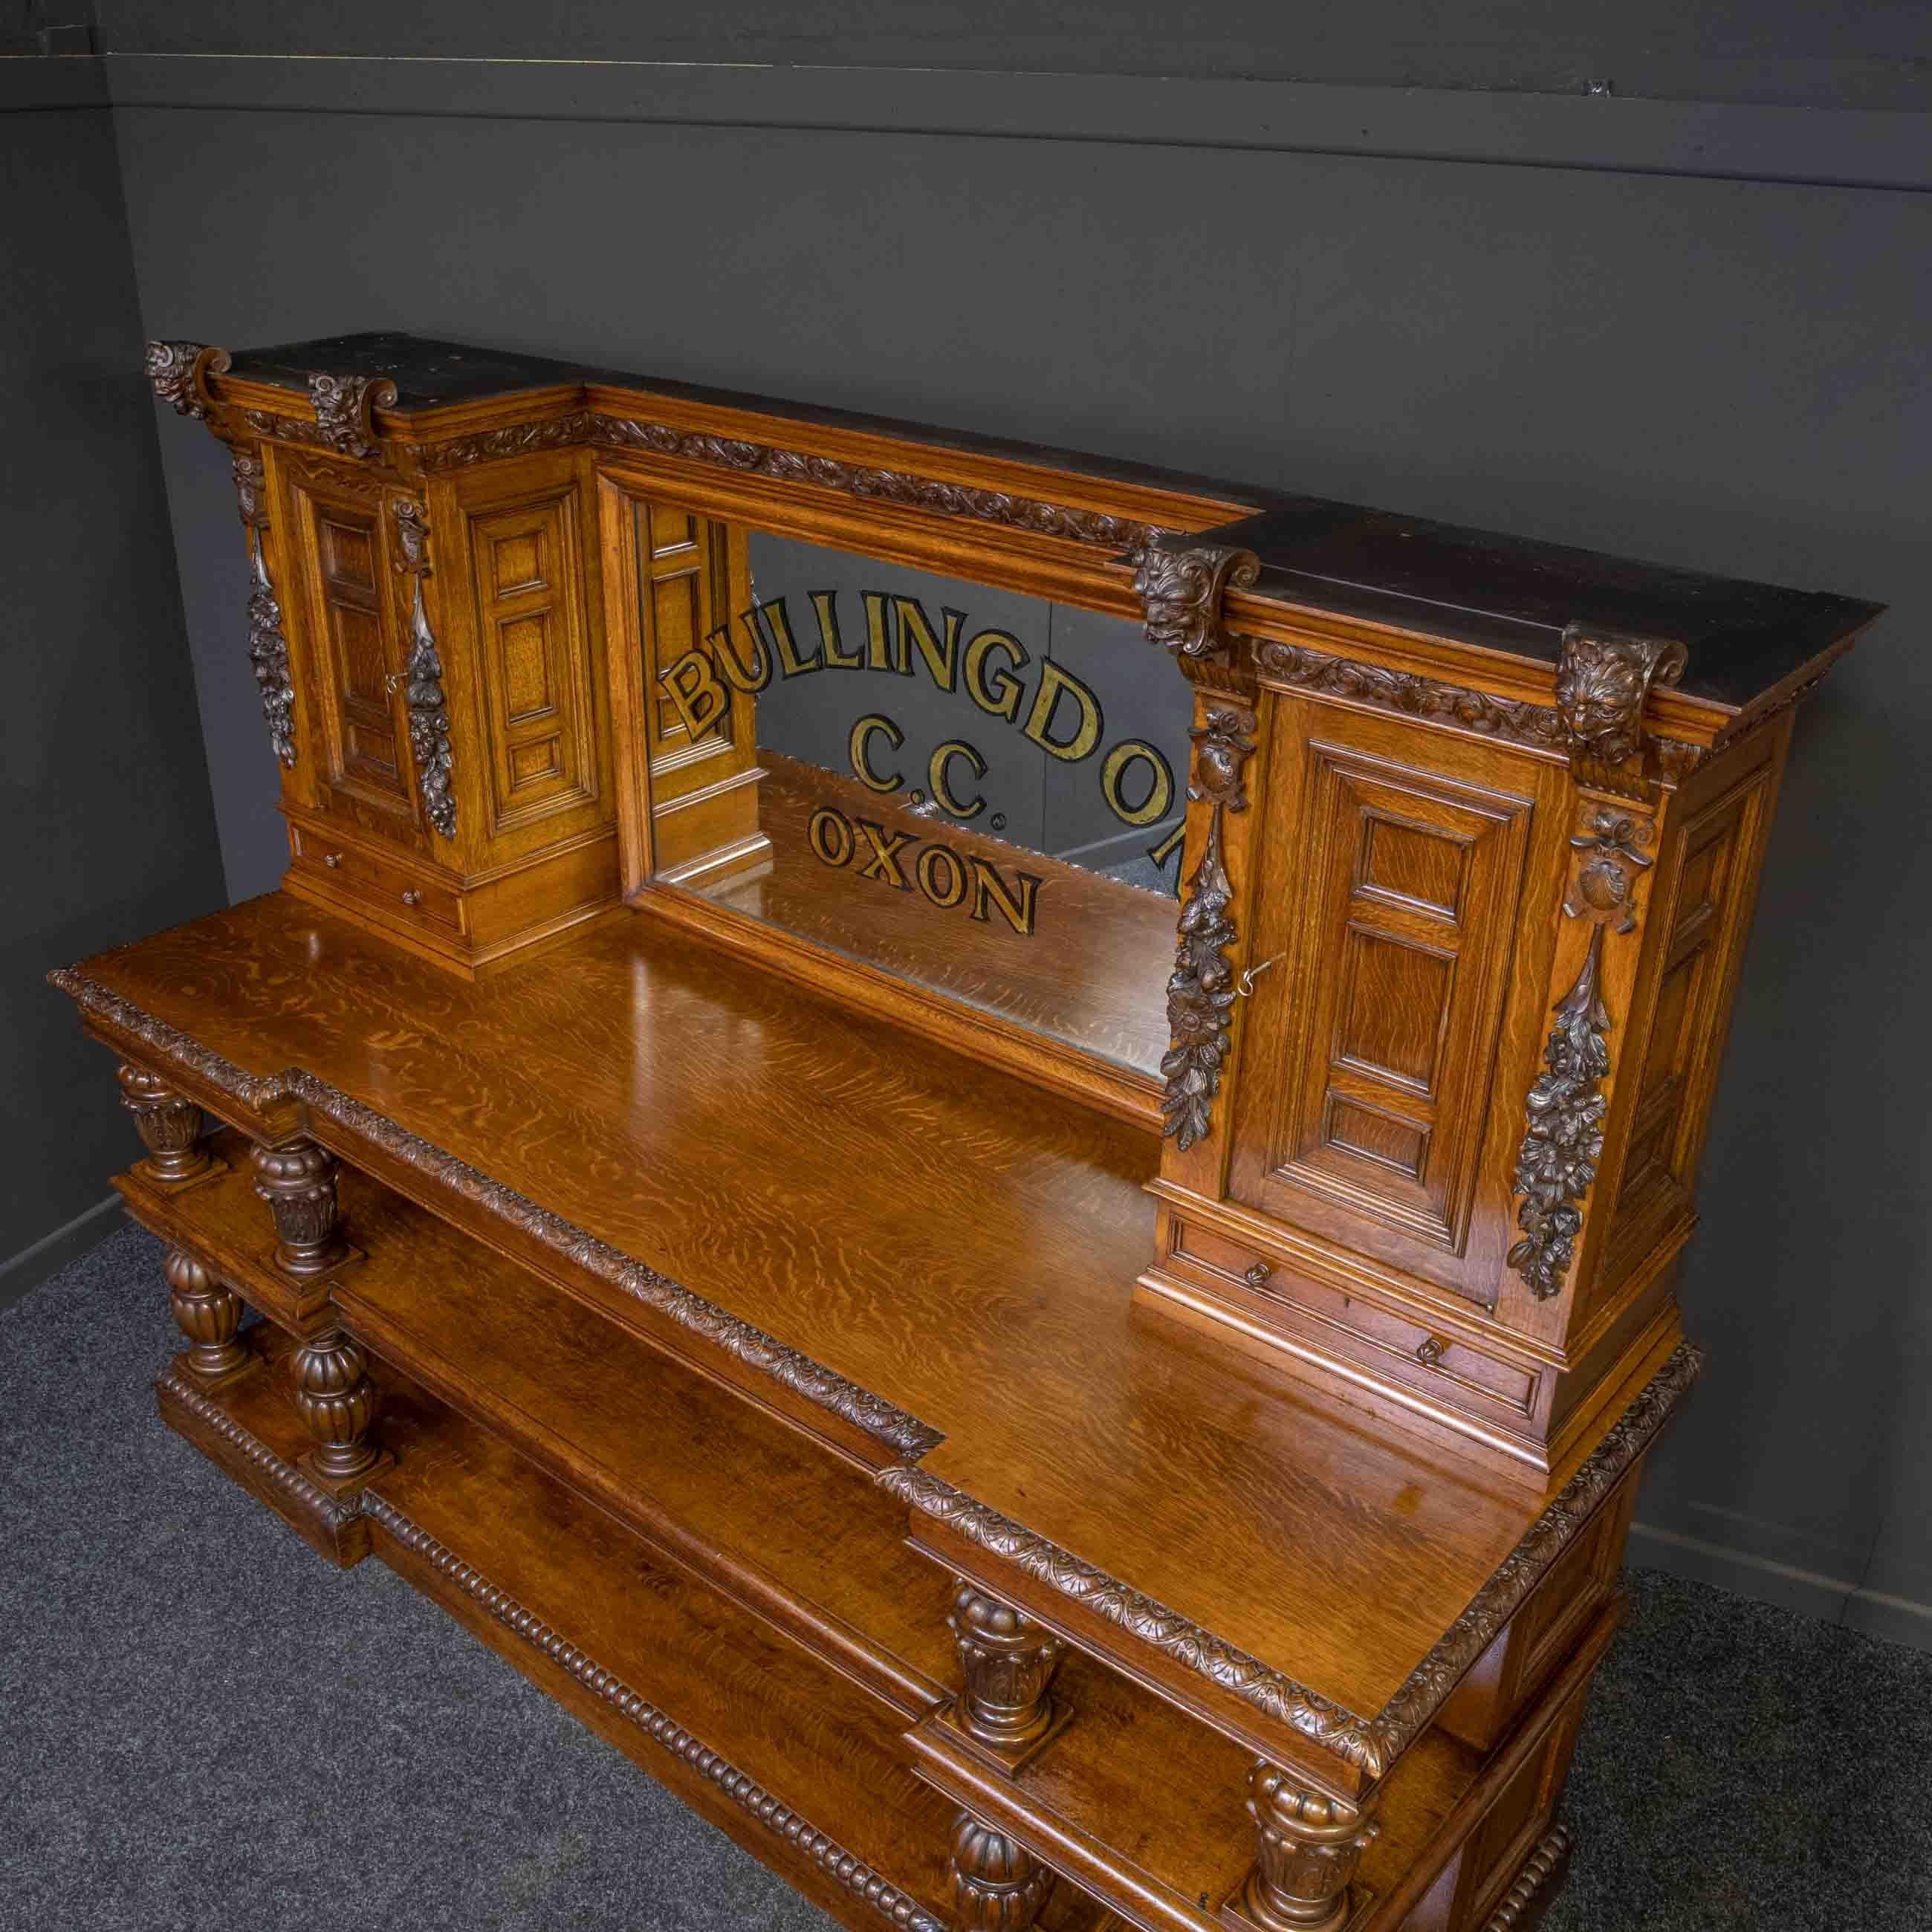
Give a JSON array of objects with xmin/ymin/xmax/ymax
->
[
  {"xmin": 950, "ymin": 1581, "xmax": 1063, "ymax": 1758},
  {"xmin": 117, "ymin": 1063, "xmax": 210, "ymax": 1185},
  {"xmin": 1239, "ymin": 1763, "xmax": 1378, "ymax": 1932},
  {"xmin": 164, "ymin": 1245, "xmax": 249, "ymax": 1382},
  {"xmin": 950, "ymin": 1812, "xmax": 1054, "ymax": 1932},
  {"xmin": 251, "ymin": 1138, "xmax": 350, "ymax": 1277},
  {"xmin": 291, "ymin": 1324, "xmax": 380, "ymax": 1482}
]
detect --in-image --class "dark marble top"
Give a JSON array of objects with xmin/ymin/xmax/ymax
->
[{"xmin": 221, "ymin": 331, "xmax": 1881, "ymax": 711}]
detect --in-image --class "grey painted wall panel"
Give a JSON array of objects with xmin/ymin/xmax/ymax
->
[
  {"xmin": 1, "ymin": 99, "xmax": 224, "ymax": 1285},
  {"xmin": 108, "ymin": 78, "xmax": 1931, "ymax": 1627},
  {"xmin": 89, "ymin": 3, "xmax": 1932, "ymax": 111}
]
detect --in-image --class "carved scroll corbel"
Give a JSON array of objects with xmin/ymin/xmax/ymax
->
[
  {"xmin": 393, "ymin": 499, "xmax": 457, "ymax": 840},
  {"xmin": 143, "ymin": 340, "xmax": 231, "ymax": 419},
  {"xmin": 309, "ymin": 371, "xmax": 399, "ymax": 461},
  {"xmin": 1555, "ymin": 623, "xmax": 1688, "ymax": 801},
  {"xmin": 1507, "ymin": 808, "xmax": 1656, "ymax": 1300},
  {"xmin": 1161, "ymin": 705, "xmax": 1257, "ymax": 1151},
  {"xmin": 1134, "ymin": 541, "xmax": 1260, "ymax": 666}
]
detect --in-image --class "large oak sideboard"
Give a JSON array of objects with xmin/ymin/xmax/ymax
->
[{"xmin": 54, "ymin": 332, "xmax": 1875, "ymax": 1932}]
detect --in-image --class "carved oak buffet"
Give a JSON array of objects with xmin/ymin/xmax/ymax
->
[{"xmin": 61, "ymin": 334, "xmax": 1876, "ymax": 1932}]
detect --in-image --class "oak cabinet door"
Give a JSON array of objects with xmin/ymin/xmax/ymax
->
[
  {"xmin": 284, "ymin": 460, "xmax": 422, "ymax": 841},
  {"xmin": 1229, "ymin": 696, "xmax": 1571, "ymax": 1308}
]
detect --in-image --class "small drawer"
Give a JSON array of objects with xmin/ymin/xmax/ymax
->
[
  {"xmin": 290, "ymin": 830, "xmax": 464, "ymax": 935},
  {"xmin": 1165, "ymin": 1219, "xmax": 1538, "ymax": 1424}
]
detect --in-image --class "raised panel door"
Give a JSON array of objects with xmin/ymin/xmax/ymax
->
[
  {"xmin": 1230, "ymin": 698, "xmax": 1567, "ymax": 1307},
  {"xmin": 466, "ymin": 490, "xmax": 600, "ymax": 834},
  {"xmin": 285, "ymin": 462, "xmax": 420, "ymax": 838}
]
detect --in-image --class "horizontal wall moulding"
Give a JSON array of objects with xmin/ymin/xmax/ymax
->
[{"xmin": 101, "ymin": 55, "xmax": 1932, "ymax": 192}]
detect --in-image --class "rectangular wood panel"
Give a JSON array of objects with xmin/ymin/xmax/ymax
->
[
  {"xmin": 1242, "ymin": 735, "xmax": 1534, "ymax": 1260},
  {"xmin": 638, "ymin": 500, "xmax": 733, "ymax": 761},
  {"xmin": 1597, "ymin": 759, "xmax": 1775, "ymax": 1294},
  {"xmin": 317, "ymin": 506, "xmax": 408, "ymax": 800},
  {"xmin": 1225, "ymin": 698, "xmax": 1569, "ymax": 1312},
  {"xmin": 467, "ymin": 490, "xmax": 600, "ymax": 833}
]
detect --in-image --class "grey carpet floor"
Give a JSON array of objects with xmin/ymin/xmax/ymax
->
[{"xmin": 4, "ymin": 1223, "xmax": 1929, "ymax": 1931}]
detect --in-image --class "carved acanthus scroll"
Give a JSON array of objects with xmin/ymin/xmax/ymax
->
[
  {"xmin": 1161, "ymin": 706, "xmax": 1257, "ymax": 1151},
  {"xmin": 394, "ymin": 499, "xmax": 457, "ymax": 840},
  {"xmin": 143, "ymin": 340, "xmax": 230, "ymax": 419},
  {"xmin": 1508, "ymin": 808, "xmax": 1655, "ymax": 1300},
  {"xmin": 1135, "ymin": 542, "xmax": 1260, "ymax": 664},
  {"xmin": 1555, "ymin": 623, "xmax": 1688, "ymax": 798},
  {"xmin": 308, "ymin": 371, "xmax": 398, "ymax": 461}
]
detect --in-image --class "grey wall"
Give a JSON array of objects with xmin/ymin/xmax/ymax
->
[
  {"xmin": 0, "ymin": 62, "xmax": 226, "ymax": 1302},
  {"xmin": 81, "ymin": 13, "xmax": 1932, "ymax": 1643}
]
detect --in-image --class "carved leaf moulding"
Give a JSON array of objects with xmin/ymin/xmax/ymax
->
[
  {"xmin": 47, "ymin": 970, "xmax": 940, "ymax": 1462},
  {"xmin": 1254, "ymin": 638, "xmax": 1705, "ymax": 775},
  {"xmin": 884, "ymin": 1338, "xmax": 1702, "ymax": 1780},
  {"xmin": 361, "ymin": 1494, "xmax": 944, "ymax": 1932},
  {"xmin": 221, "ymin": 396, "xmax": 1188, "ymax": 557}
]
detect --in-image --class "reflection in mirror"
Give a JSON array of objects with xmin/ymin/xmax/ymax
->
[{"xmin": 637, "ymin": 513, "xmax": 1189, "ymax": 1077}]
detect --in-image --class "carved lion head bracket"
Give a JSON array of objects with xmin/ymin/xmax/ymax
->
[
  {"xmin": 308, "ymin": 371, "xmax": 401, "ymax": 461},
  {"xmin": 1555, "ymin": 623, "xmax": 1689, "ymax": 799},
  {"xmin": 1134, "ymin": 541, "xmax": 1261, "ymax": 667},
  {"xmin": 143, "ymin": 341, "xmax": 232, "ymax": 420}
]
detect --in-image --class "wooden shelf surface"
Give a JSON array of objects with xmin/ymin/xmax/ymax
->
[{"xmin": 68, "ymin": 891, "xmax": 1682, "ymax": 1766}]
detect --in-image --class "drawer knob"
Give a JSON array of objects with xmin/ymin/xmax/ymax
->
[
  {"xmin": 322, "ymin": 852, "xmax": 342, "ymax": 869},
  {"xmin": 401, "ymin": 889, "xmax": 423, "ymax": 907},
  {"xmin": 1416, "ymin": 1335, "xmax": 1448, "ymax": 1367},
  {"xmin": 1243, "ymin": 1260, "xmax": 1273, "ymax": 1289}
]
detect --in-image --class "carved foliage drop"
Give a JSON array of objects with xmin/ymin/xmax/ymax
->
[
  {"xmin": 1134, "ymin": 542, "xmax": 1261, "ymax": 661},
  {"xmin": 308, "ymin": 371, "xmax": 399, "ymax": 461},
  {"xmin": 1161, "ymin": 706, "xmax": 1256, "ymax": 1151},
  {"xmin": 1508, "ymin": 930, "xmax": 1611, "ymax": 1300},
  {"xmin": 1508, "ymin": 808, "xmax": 1654, "ymax": 1299},
  {"xmin": 394, "ymin": 499, "xmax": 457, "ymax": 839},
  {"xmin": 230, "ymin": 449, "xmax": 299, "ymax": 768}
]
